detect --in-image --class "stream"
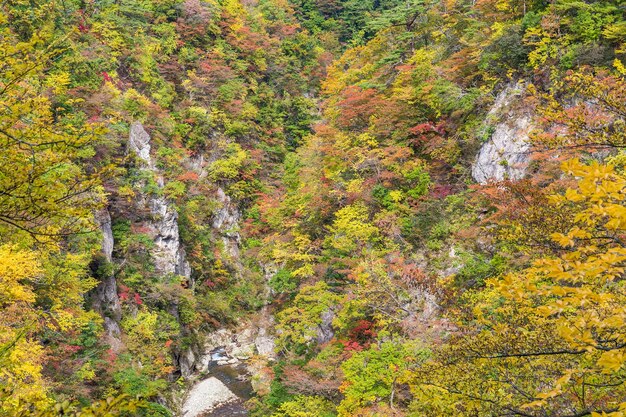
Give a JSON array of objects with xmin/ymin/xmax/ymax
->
[
  {"xmin": 182, "ymin": 349, "xmax": 255, "ymax": 417},
  {"xmin": 203, "ymin": 363, "xmax": 254, "ymax": 416}
]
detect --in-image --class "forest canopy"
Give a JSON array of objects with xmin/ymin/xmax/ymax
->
[{"xmin": 1, "ymin": 0, "xmax": 625, "ymax": 416}]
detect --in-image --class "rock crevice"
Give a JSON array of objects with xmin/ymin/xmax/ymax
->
[{"xmin": 93, "ymin": 209, "xmax": 123, "ymax": 353}]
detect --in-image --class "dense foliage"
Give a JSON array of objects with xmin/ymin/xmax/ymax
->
[{"xmin": 1, "ymin": 0, "xmax": 625, "ymax": 415}]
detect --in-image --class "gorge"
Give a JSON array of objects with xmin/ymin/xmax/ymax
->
[{"xmin": 1, "ymin": 0, "xmax": 626, "ymax": 416}]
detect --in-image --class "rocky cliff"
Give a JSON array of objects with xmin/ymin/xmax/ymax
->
[
  {"xmin": 128, "ymin": 122, "xmax": 191, "ymax": 279},
  {"xmin": 93, "ymin": 209, "xmax": 123, "ymax": 353},
  {"xmin": 472, "ymin": 82, "xmax": 532, "ymax": 184}
]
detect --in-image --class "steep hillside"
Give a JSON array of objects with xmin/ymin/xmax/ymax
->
[{"xmin": 1, "ymin": 0, "xmax": 626, "ymax": 416}]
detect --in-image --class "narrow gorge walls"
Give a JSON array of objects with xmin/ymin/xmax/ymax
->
[
  {"xmin": 128, "ymin": 122, "xmax": 191, "ymax": 279},
  {"xmin": 93, "ymin": 209, "xmax": 123, "ymax": 353}
]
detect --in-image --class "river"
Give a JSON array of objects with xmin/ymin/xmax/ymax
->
[
  {"xmin": 182, "ymin": 348, "xmax": 255, "ymax": 417},
  {"xmin": 202, "ymin": 363, "xmax": 254, "ymax": 417}
]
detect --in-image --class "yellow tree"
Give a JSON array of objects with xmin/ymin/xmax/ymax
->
[
  {"xmin": 0, "ymin": 245, "xmax": 49, "ymax": 414},
  {"xmin": 0, "ymin": 11, "xmax": 104, "ymax": 239},
  {"xmin": 412, "ymin": 158, "xmax": 626, "ymax": 416},
  {"xmin": 0, "ymin": 8, "xmax": 105, "ymax": 414}
]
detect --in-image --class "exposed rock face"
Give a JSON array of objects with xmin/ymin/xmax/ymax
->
[
  {"xmin": 100, "ymin": 210, "xmax": 115, "ymax": 263},
  {"xmin": 181, "ymin": 377, "xmax": 238, "ymax": 417},
  {"xmin": 128, "ymin": 122, "xmax": 191, "ymax": 279},
  {"xmin": 254, "ymin": 323, "xmax": 275, "ymax": 357},
  {"xmin": 472, "ymin": 82, "xmax": 532, "ymax": 184},
  {"xmin": 179, "ymin": 348, "xmax": 198, "ymax": 379},
  {"xmin": 316, "ymin": 310, "xmax": 335, "ymax": 344},
  {"xmin": 93, "ymin": 209, "xmax": 123, "ymax": 352},
  {"xmin": 129, "ymin": 122, "xmax": 153, "ymax": 167},
  {"xmin": 149, "ymin": 195, "xmax": 192, "ymax": 278},
  {"xmin": 212, "ymin": 187, "xmax": 241, "ymax": 260}
]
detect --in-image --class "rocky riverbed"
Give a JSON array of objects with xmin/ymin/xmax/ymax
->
[
  {"xmin": 181, "ymin": 361, "xmax": 253, "ymax": 417},
  {"xmin": 181, "ymin": 347, "xmax": 255, "ymax": 417}
]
